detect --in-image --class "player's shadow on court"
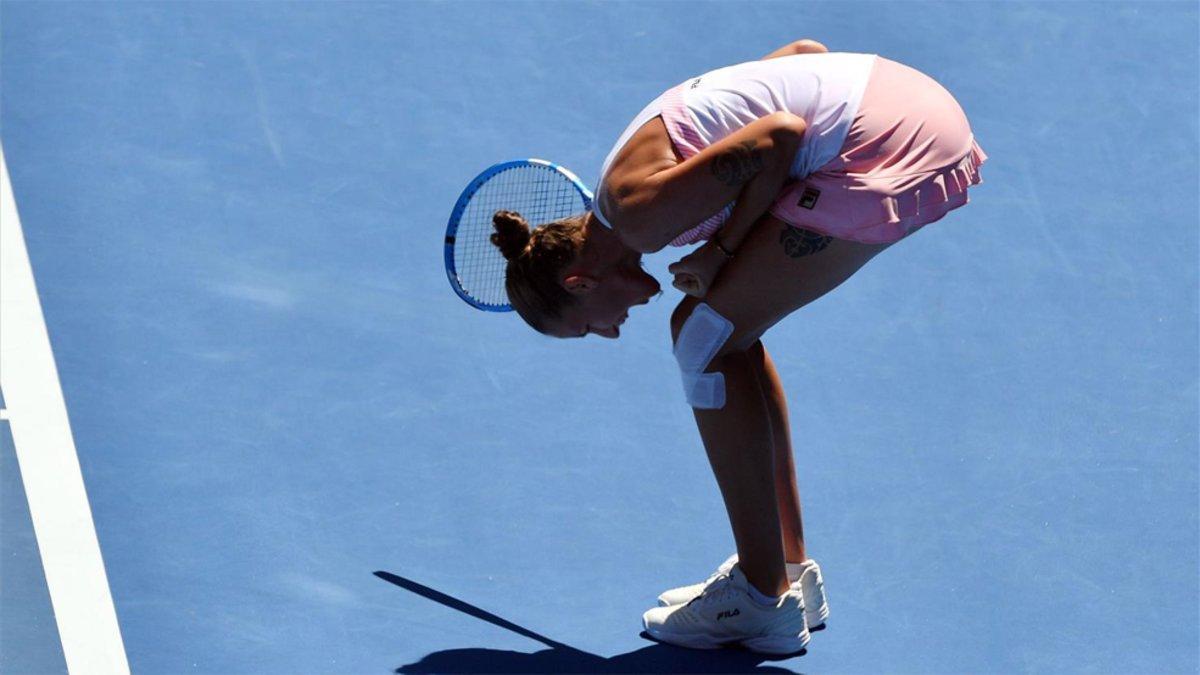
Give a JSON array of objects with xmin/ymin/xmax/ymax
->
[{"xmin": 375, "ymin": 571, "xmax": 804, "ymax": 674}]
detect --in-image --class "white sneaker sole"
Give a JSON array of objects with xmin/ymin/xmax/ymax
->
[
  {"xmin": 807, "ymin": 605, "xmax": 829, "ymax": 631},
  {"xmin": 642, "ymin": 619, "xmax": 810, "ymax": 655},
  {"xmin": 656, "ymin": 595, "xmax": 827, "ymax": 632}
]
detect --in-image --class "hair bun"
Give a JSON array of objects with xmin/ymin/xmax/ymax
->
[{"xmin": 490, "ymin": 210, "xmax": 532, "ymax": 261}]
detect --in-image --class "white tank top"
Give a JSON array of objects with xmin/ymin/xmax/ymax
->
[{"xmin": 593, "ymin": 52, "xmax": 877, "ymax": 244}]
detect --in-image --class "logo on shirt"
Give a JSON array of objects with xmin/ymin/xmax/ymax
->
[
  {"xmin": 690, "ymin": 77, "xmax": 702, "ymax": 89},
  {"xmin": 798, "ymin": 187, "xmax": 821, "ymax": 210}
]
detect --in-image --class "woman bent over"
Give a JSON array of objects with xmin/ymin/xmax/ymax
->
[{"xmin": 488, "ymin": 38, "xmax": 988, "ymax": 654}]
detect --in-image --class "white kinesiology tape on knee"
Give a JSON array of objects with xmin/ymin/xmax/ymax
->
[{"xmin": 673, "ymin": 303, "xmax": 734, "ymax": 409}]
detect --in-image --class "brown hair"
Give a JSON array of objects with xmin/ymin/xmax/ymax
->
[{"xmin": 490, "ymin": 209, "xmax": 589, "ymax": 333}]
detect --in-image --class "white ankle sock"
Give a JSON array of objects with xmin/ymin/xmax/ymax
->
[
  {"xmin": 746, "ymin": 582, "xmax": 782, "ymax": 606},
  {"xmin": 785, "ymin": 561, "xmax": 806, "ymax": 583}
]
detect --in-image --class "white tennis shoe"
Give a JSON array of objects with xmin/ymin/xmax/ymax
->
[
  {"xmin": 642, "ymin": 562, "xmax": 809, "ymax": 655},
  {"xmin": 657, "ymin": 554, "xmax": 829, "ymax": 631}
]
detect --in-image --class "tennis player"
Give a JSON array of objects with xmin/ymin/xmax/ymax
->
[{"xmin": 489, "ymin": 39, "xmax": 987, "ymax": 654}]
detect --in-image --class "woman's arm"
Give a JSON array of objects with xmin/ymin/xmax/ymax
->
[
  {"xmin": 666, "ymin": 147, "xmax": 801, "ymax": 297},
  {"xmin": 608, "ymin": 111, "xmax": 807, "ymax": 253}
]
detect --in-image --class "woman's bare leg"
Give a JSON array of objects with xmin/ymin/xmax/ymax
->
[
  {"xmin": 671, "ymin": 215, "xmax": 892, "ymax": 598},
  {"xmin": 690, "ymin": 346, "xmax": 790, "ymax": 597},
  {"xmin": 749, "ymin": 341, "xmax": 808, "ymax": 564}
]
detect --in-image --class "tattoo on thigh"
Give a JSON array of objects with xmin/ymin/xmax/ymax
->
[
  {"xmin": 710, "ymin": 141, "xmax": 764, "ymax": 187},
  {"xmin": 779, "ymin": 226, "xmax": 832, "ymax": 257}
]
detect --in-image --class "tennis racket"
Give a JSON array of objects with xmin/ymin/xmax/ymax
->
[{"xmin": 444, "ymin": 159, "xmax": 593, "ymax": 312}]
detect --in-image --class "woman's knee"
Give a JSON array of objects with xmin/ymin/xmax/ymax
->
[
  {"xmin": 713, "ymin": 334, "xmax": 761, "ymax": 364},
  {"xmin": 670, "ymin": 296, "xmax": 759, "ymax": 361},
  {"xmin": 708, "ymin": 347, "xmax": 755, "ymax": 375},
  {"xmin": 669, "ymin": 296, "xmax": 701, "ymax": 345}
]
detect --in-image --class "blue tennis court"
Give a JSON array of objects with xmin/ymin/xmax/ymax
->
[{"xmin": 2, "ymin": 2, "xmax": 1196, "ymax": 672}]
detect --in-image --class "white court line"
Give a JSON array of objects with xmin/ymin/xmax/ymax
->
[{"xmin": 0, "ymin": 144, "xmax": 129, "ymax": 673}]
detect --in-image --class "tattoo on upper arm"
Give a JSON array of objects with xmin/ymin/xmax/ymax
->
[
  {"xmin": 779, "ymin": 225, "xmax": 832, "ymax": 257},
  {"xmin": 710, "ymin": 141, "xmax": 764, "ymax": 187}
]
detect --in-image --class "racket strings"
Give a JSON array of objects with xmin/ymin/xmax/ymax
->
[{"xmin": 453, "ymin": 164, "xmax": 588, "ymax": 309}]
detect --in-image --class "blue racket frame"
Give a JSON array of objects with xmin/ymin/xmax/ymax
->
[{"xmin": 444, "ymin": 158, "xmax": 593, "ymax": 312}]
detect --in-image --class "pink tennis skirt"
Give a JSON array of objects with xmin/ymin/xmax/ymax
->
[{"xmin": 768, "ymin": 56, "xmax": 988, "ymax": 244}]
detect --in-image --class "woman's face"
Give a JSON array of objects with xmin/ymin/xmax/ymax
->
[{"xmin": 548, "ymin": 221, "xmax": 662, "ymax": 339}]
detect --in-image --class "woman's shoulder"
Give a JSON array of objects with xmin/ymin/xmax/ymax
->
[{"xmin": 595, "ymin": 116, "xmax": 679, "ymax": 229}]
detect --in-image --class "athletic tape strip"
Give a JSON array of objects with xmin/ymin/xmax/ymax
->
[{"xmin": 673, "ymin": 302, "xmax": 734, "ymax": 409}]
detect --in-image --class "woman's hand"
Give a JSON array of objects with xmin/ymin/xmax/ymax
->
[{"xmin": 668, "ymin": 240, "xmax": 730, "ymax": 298}]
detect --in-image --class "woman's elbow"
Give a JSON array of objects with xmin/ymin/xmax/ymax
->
[{"xmin": 766, "ymin": 111, "xmax": 808, "ymax": 149}]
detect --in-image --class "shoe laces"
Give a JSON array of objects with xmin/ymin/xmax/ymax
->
[
  {"xmin": 698, "ymin": 557, "xmax": 738, "ymax": 587},
  {"xmin": 688, "ymin": 572, "xmax": 735, "ymax": 608}
]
